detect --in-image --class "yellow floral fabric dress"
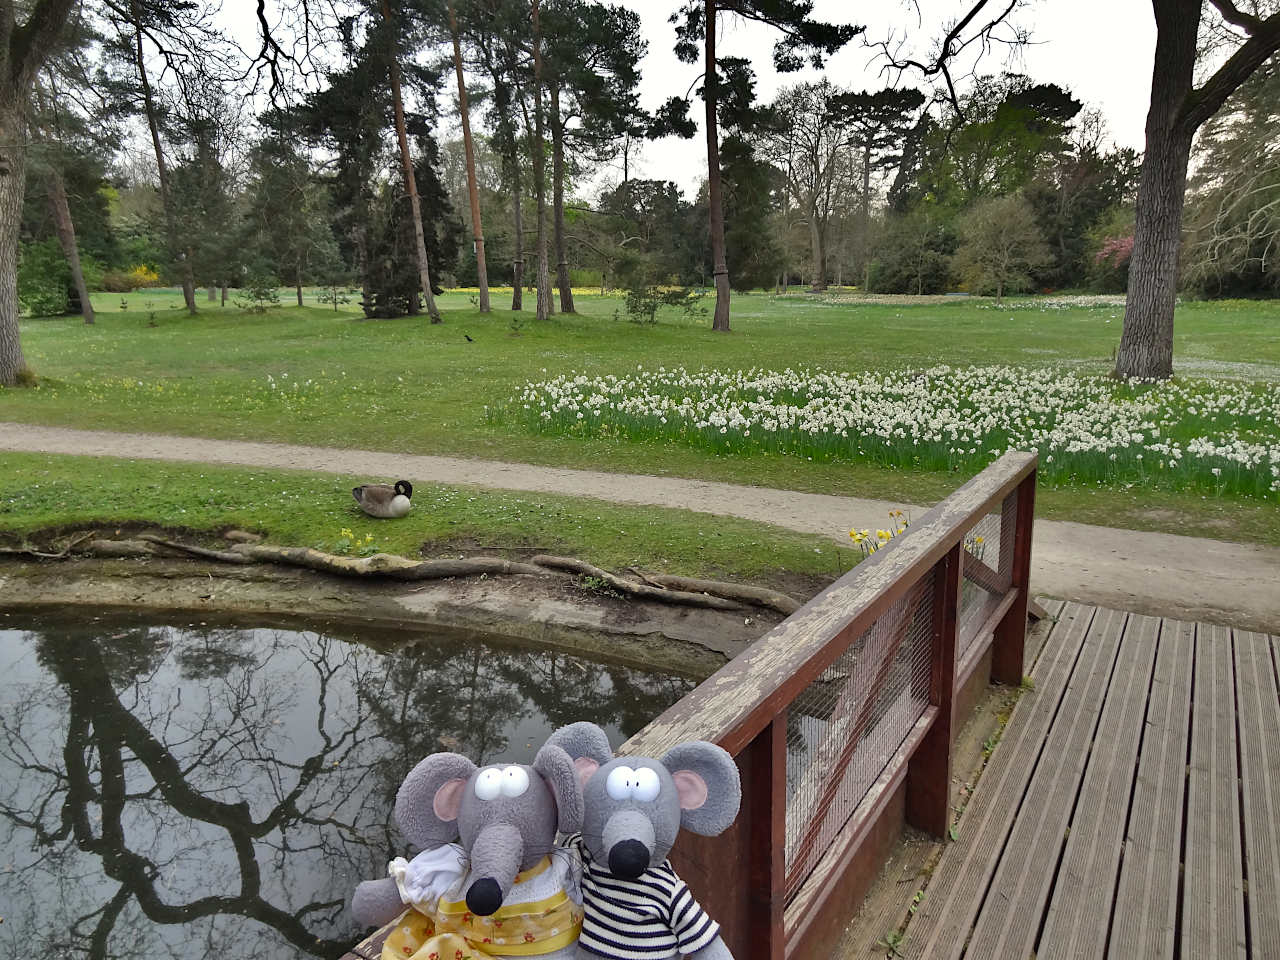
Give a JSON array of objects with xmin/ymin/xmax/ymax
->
[{"xmin": 382, "ymin": 855, "xmax": 582, "ymax": 960}]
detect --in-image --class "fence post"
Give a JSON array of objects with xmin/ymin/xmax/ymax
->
[
  {"xmin": 742, "ymin": 712, "xmax": 787, "ymax": 960},
  {"xmin": 992, "ymin": 469, "xmax": 1036, "ymax": 685},
  {"xmin": 905, "ymin": 545, "xmax": 961, "ymax": 837}
]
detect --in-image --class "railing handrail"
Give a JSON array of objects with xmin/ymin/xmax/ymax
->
[{"xmin": 623, "ymin": 450, "xmax": 1038, "ymax": 759}]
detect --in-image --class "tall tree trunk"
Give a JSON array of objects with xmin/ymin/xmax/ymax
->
[
  {"xmin": 206, "ymin": 285, "xmax": 216, "ymax": 301},
  {"xmin": 530, "ymin": 0, "xmax": 552, "ymax": 322},
  {"xmin": 550, "ymin": 83, "xmax": 574, "ymax": 314},
  {"xmin": 380, "ymin": 0, "xmax": 442, "ymax": 323},
  {"xmin": 131, "ymin": 9, "xmax": 196, "ymax": 316},
  {"xmin": 295, "ymin": 259, "xmax": 304, "ymax": 307},
  {"xmin": 46, "ymin": 168, "xmax": 94, "ymax": 324},
  {"xmin": 704, "ymin": 0, "xmax": 731, "ymax": 332},
  {"xmin": 510, "ymin": 165, "xmax": 524, "ymax": 311},
  {"xmin": 220, "ymin": 281, "xmax": 227, "ymax": 305},
  {"xmin": 447, "ymin": 0, "xmax": 489, "ymax": 313},
  {"xmin": 0, "ymin": 99, "xmax": 30, "ymax": 384},
  {"xmin": 860, "ymin": 142, "xmax": 872, "ymax": 290},
  {"xmin": 809, "ymin": 212, "xmax": 827, "ymax": 291},
  {"xmin": 1114, "ymin": 0, "xmax": 1199, "ymax": 380}
]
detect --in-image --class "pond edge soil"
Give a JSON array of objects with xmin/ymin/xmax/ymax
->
[{"xmin": 0, "ymin": 556, "xmax": 786, "ymax": 679}]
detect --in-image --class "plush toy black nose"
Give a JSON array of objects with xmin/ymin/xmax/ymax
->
[
  {"xmin": 466, "ymin": 877, "xmax": 503, "ymax": 916},
  {"xmin": 608, "ymin": 839, "xmax": 650, "ymax": 879}
]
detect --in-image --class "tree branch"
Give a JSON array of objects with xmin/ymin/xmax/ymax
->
[{"xmin": 1181, "ymin": 10, "xmax": 1280, "ymax": 132}]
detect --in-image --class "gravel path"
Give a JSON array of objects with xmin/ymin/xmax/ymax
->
[{"xmin": 3, "ymin": 421, "xmax": 1277, "ymax": 633}]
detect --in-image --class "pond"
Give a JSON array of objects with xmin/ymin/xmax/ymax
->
[{"xmin": 0, "ymin": 610, "xmax": 694, "ymax": 959}]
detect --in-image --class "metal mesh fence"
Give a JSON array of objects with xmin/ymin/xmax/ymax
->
[
  {"xmin": 783, "ymin": 567, "xmax": 937, "ymax": 900},
  {"xmin": 955, "ymin": 490, "xmax": 1018, "ymax": 662}
]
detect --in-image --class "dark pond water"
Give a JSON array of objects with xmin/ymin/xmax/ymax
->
[{"xmin": 0, "ymin": 611, "xmax": 693, "ymax": 960}]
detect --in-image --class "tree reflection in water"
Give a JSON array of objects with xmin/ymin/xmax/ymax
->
[{"xmin": 0, "ymin": 615, "xmax": 693, "ymax": 960}]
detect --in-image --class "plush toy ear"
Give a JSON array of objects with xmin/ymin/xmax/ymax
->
[
  {"xmin": 661, "ymin": 741, "xmax": 741, "ymax": 837},
  {"xmin": 395, "ymin": 752, "xmax": 477, "ymax": 847},
  {"xmin": 545, "ymin": 722, "xmax": 613, "ymax": 790},
  {"xmin": 573, "ymin": 757, "xmax": 601, "ymax": 791},
  {"xmin": 534, "ymin": 743, "xmax": 584, "ymax": 834}
]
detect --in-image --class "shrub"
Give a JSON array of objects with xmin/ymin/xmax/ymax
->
[
  {"xmin": 101, "ymin": 264, "xmax": 162, "ymax": 292},
  {"xmin": 614, "ymin": 255, "xmax": 704, "ymax": 324},
  {"xmin": 235, "ymin": 273, "xmax": 281, "ymax": 313},
  {"xmin": 17, "ymin": 238, "xmax": 70, "ymax": 316}
]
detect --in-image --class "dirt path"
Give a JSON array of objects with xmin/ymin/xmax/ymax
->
[{"xmin": 4, "ymin": 421, "xmax": 1277, "ymax": 632}]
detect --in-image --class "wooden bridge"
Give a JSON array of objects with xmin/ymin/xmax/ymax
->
[
  {"xmin": 344, "ymin": 451, "xmax": 1280, "ymax": 959},
  {"xmin": 846, "ymin": 600, "xmax": 1280, "ymax": 960}
]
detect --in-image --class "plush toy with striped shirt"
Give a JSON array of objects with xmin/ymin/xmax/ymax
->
[{"xmin": 547, "ymin": 722, "xmax": 741, "ymax": 960}]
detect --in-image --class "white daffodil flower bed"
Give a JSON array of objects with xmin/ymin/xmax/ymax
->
[{"xmin": 497, "ymin": 365, "xmax": 1280, "ymax": 499}]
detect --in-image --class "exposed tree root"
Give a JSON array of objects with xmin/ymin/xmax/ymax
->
[
  {"xmin": 1, "ymin": 531, "xmax": 796, "ymax": 615},
  {"xmin": 0, "ymin": 531, "xmax": 96, "ymax": 559},
  {"xmin": 532, "ymin": 555, "xmax": 744, "ymax": 611},
  {"xmin": 140, "ymin": 535, "xmax": 254, "ymax": 564},
  {"xmin": 636, "ymin": 573, "xmax": 802, "ymax": 616},
  {"xmin": 228, "ymin": 543, "xmax": 546, "ymax": 581}
]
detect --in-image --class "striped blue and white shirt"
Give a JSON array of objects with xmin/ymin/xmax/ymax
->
[{"xmin": 565, "ymin": 833, "xmax": 721, "ymax": 959}]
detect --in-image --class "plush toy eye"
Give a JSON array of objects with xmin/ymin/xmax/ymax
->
[
  {"xmin": 474, "ymin": 767, "xmax": 503, "ymax": 801},
  {"xmin": 632, "ymin": 767, "xmax": 660, "ymax": 802},
  {"xmin": 606, "ymin": 765, "xmax": 637, "ymax": 800},
  {"xmin": 501, "ymin": 765, "xmax": 530, "ymax": 798}
]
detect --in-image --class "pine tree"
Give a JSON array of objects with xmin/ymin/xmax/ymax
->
[{"xmin": 671, "ymin": 0, "xmax": 857, "ymax": 332}]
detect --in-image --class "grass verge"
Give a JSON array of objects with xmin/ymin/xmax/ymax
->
[
  {"xmin": 6, "ymin": 292, "xmax": 1278, "ymax": 547},
  {"xmin": 0, "ymin": 452, "xmax": 855, "ymax": 587}
]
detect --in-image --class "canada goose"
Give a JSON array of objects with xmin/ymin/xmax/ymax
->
[{"xmin": 352, "ymin": 480, "xmax": 413, "ymax": 518}]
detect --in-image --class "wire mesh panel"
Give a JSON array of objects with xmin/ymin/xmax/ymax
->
[
  {"xmin": 955, "ymin": 489, "xmax": 1019, "ymax": 661},
  {"xmin": 783, "ymin": 568, "xmax": 937, "ymax": 900}
]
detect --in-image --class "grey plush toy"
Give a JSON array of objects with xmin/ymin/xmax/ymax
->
[
  {"xmin": 351, "ymin": 744, "xmax": 586, "ymax": 960},
  {"xmin": 547, "ymin": 722, "xmax": 741, "ymax": 960}
]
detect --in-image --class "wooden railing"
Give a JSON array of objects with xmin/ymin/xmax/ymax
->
[{"xmin": 621, "ymin": 451, "xmax": 1038, "ymax": 960}]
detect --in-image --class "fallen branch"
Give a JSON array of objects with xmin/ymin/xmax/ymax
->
[
  {"xmin": 532, "ymin": 555, "xmax": 744, "ymax": 611},
  {"xmin": 228, "ymin": 543, "xmax": 545, "ymax": 581},
  {"xmin": 639, "ymin": 573, "xmax": 802, "ymax": 616}
]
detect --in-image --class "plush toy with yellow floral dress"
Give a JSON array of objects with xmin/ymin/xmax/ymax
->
[{"xmin": 351, "ymin": 744, "xmax": 585, "ymax": 960}]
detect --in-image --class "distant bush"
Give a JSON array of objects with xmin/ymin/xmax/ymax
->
[
  {"xmin": 101, "ymin": 264, "xmax": 162, "ymax": 292},
  {"xmin": 17, "ymin": 238, "xmax": 70, "ymax": 316}
]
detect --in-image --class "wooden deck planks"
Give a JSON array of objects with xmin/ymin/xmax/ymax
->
[
  {"xmin": 961, "ymin": 606, "xmax": 1130, "ymax": 959},
  {"xmin": 898, "ymin": 602, "xmax": 1096, "ymax": 960},
  {"xmin": 1037, "ymin": 613, "xmax": 1162, "ymax": 960},
  {"xmin": 1235, "ymin": 630, "xmax": 1280, "ymax": 959},
  {"xmin": 1024, "ymin": 598, "xmax": 1067, "ymax": 669},
  {"xmin": 1110, "ymin": 619, "xmax": 1196, "ymax": 960},
  {"xmin": 1182, "ymin": 623, "xmax": 1247, "ymax": 960}
]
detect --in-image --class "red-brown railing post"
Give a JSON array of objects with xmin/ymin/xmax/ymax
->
[
  {"xmin": 904, "ymin": 544, "xmax": 961, "ymax": 837},
  {"xmin": 992, "ymin": 469, "xmax": 1036, "ymax": 685},
  {"xmin": 744, "ymin": 713, "xmax": 787, "ymax": 960}
]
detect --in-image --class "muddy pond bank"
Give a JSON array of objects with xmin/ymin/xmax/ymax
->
[{"xmin": 0, "ymin": 555, "xmax": 803, "ymax": 678}]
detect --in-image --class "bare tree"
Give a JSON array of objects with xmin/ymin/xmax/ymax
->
[
  {"xmin": 1183, "ymin": 62, "xmax": 1280, "ymax": 294},
  {"xmin": 764, "ymin": 80, "xmax": 856, "ymax": 291}
]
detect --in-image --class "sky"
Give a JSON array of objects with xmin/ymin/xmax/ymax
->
[{"xmin": 601, "ymin": 0, "xmax": 1158, "ymax": 195}]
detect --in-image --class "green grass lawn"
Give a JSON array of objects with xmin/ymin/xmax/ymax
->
[
  {"xmin": 0, "ymin": 452, "xmax": 851, "ymax": 585},
  {"xmin": 4, "ymin": 289, "xmax": 1278, "ymax": 548}
]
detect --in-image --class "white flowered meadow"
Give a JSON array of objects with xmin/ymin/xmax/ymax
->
[{"xmin": 496, "ymin": 365, "xmax": 1280, "ymax": 499}]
